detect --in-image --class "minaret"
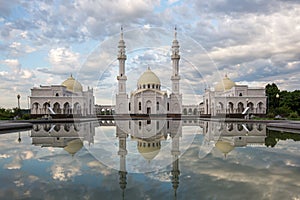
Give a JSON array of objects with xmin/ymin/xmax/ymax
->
[
  {"xmin": 116, "ymin": 26, "xmax": 128, "ymax": 114},
  {"xmin": 170, "ymin": 26, "xmax": 182, "ymax": 114},
  {"xmin": 117, "ymin": 126, "xmax": 128, "ymax": 199},
  {"xmin": 171, "ymin": 26, "xmax": 180, "ymax": 93},
  {"xmin": 170, "ymin": 121, "xmax": 181, "ymax": 199}
]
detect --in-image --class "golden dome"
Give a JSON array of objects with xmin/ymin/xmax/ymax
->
[
  {"xmin": 62, "ymin": 75, "xmax": 83, "ymax": 92},
  {"xmin": 137, "ymin": 140, "xmax": 161, "ymax": 161},
  {"xmin": 63, "ymin": 138, "xmax": 83, "ymax": 155},
  {"xmin": 215, "ymin": 140, "xmax": 234, "ymax": 155},
  {"xmin": 214, "ymin": 75, "xmax": 235, "ymax": 92},
  {"xmin": 137, "ymin": 67, "xmax": 161, "ymax": 87}
]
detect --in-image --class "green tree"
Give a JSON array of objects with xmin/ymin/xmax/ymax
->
[
  {"xmin": 265, "ymin": 83, "xmax": 280, "ymax": 113},
  {"xmin": 279, "ymin": 90, "xmax": 300, "ymax": 116}
]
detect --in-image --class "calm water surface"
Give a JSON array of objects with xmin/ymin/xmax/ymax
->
[{"xmin": 0, "ymin": 120, "xmax": 300, "ymax": 200}]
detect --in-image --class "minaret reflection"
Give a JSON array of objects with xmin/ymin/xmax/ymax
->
[
  {"xmin": 170, "ymin": 120, "xmax": 181, "ymax": 199},
  {"xmin": 116, "ymin": 125, "xmax": 128, "ymax": 199},
  {"xmin": 116, "ymin": 120, "xmax": 182, "ymax": 199}
]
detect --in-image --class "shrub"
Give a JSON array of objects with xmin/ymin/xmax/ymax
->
[
  {"xmin": 274, "ymin": 106, "xmax": 293, "ymax": 118},
  {"xmin": 289, "ymin": 111, "xmax": 299, "ymax": 119},
  {"xmin": 21, "ymin": 114, "xmax": 31, "ymax": 120}
]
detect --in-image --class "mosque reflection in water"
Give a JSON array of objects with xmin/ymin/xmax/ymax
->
[
  {"xmin": 31, "ymin": 122, "xmax": 96, "ymax": 155},
  {"xmin": 29, "ymin": 120, "xmax": 272, "ymax": 198}
]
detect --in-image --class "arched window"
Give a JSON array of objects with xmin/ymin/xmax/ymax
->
[
  {"xmin": 148, "ymin": 84, "xmax": 150, "ymax": 88},
  {"xmin": 156, "ymin": 102, "xmax": 159, "ymax": 111},
  {"xmin": 183, "ymin": 108, "xmax": 187, "ymax": 115},
  {"xmin": 129, "ymin": 102, "xmax": 131, "ymax": 111},
  {"xmin": 152, "ymin": 84, "xmax": 155, "ymax": 89},
  {"xmin": 239, "ymin": 93, "xmax": 243, "ymax": 96},
  {"xmin": 55, "ymin": 93, "xmax": 59, "ymax": 96},
  {"xmin": 139, "ymin": 102, "xmax": 141, "ymax": 110},
  {"xmin": 139, "ymin": 121, "xmax": 142, "ymax": 130},
  {"xmin": 167, "ymin": 103, "xmax": 170, "ymax": 111}
]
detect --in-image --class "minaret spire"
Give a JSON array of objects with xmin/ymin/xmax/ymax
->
[
  {"xmin": 171, "ymin": 26, "xmax": 180, "ymax": 78},
  {"xmin": 169, "ymin": 26, "xmax": 182, "ymax": 114},
  {"xmin": 120, "ymin": 25, "xmax": 124, "ymax": 40},
  {"xmin": 116, "ymin": 26, "xmax": 128, "ymax": 114}
]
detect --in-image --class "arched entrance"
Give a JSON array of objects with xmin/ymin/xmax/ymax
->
[
  {"xmin": 237, "ymin": 102, "xmax": 244, "ymax": 113},
  {"xmin": 43, "ymin": 102, "xmax": 50, "ymax": 114},
  {"xmin": 53, "ymin": 102, "xmax": 61, "ymax": 114},
  {"xmin": 146, "ymin": 101, "xmax": 152, "ymax": 114},
  {"xmin": 218, "ymin": 102, "xmax": 224, "ymax": 113},
  {"xmin": 247, "ymin": 102, "xmax": 254, "ymax": 113},
  {"xmin": 228, "ymin": 102, "xmax": 234, "ymax": 113},
  {"xmin": 257, "ymin": 102, "xmax": 264, "ymax": 113},
  {"xmin": 73, "ymin": 102, "xmax": 81, "ymax": 114},
  {"xmin": 32, "ymin": 102, "xmax": 40, "ymax": 114},
  {"xmin": 63, "ymin": 102, "xmax": 70, "ymax": 114}
]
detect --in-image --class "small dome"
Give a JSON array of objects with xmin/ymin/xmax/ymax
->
[
  {"xmin": 62, "ymin": 75, "xmax": 83, "ymax": 92},
  {"xmin": 214, "ymin": 75, "xmax": 235, "ymax": 92},
  {"xmin": 137, "ymin": 67, "xmax": 161, "ymax": 87},
  {"xmin": 215, "ymin": 140, "xmax": 234, "ymax": 155},
  {"xmin": 137, "ymin": 140, "xmax": 161, "ymax": 161},
  {"xmin": 64, "ymin": 138, "xmax": 83, "ymax": 155}
]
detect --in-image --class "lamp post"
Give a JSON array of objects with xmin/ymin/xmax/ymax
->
[
  {"xmin": 246, "ymin": 98, "xmax": 249, "ymax": 119},
  {"xmin": 17, "ymin": 94, "xmax": 20, "ymax": 109},
  {"xmin": 276, "ymin": 93, "xmax": 280, "ymax": 107},
  {"xmin": 27, "ymin": 96, "xmax": 30, "ymax": 109}
]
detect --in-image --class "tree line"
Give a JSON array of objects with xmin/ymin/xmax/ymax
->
[{"xmin": 265, "ymin": 83, "xmax": 300, "ymax": 119}]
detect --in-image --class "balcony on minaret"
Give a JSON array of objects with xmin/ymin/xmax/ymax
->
[
  {"xmin": 171, "ymin": 53, "xmax": 180, "ymax": 59},
  {"xmin": 118, "ymin": 51, "xmax": 126, "ymax": 60},
  {"xmin": 171, "ymin": 75, "xmax": 180, "ymax": 80},
  {"xmin": 117, "ymin": 75, "xmax": 127, "ymax": 80}
]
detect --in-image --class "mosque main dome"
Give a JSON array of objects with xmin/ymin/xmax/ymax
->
[
  {"xmin": 137, "ymin": 140, "xmax": 161, "ymax": 161},
  {"xmin": 214, "ymin": 75, "xmax": 235, "ymax": 92},
  {"xmin": 62, "ymin": 75, "xmax": 83, "ymax": 92},
  {"xmin": 137, "ymin": 67, "xmax": 161, "ymax": 88}
]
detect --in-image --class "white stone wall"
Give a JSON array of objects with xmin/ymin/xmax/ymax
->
[
  {"xmin": 30, "ymin": 85, "xmax": 95, "ymax": 116},
  {"xmin": 201, "ymin": 85, "xmax": 267, "ymax": 115}
]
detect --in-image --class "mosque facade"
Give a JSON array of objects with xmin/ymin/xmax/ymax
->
[
  {"xmin": 29, "ymin": 75, "xmax": 95, "ymax": 116},
  {"xmin": 29, "ymin": 28, "xmax": 266, "ymax": 118},
  {"xmin": 200, "ymin": 75, "xmax": 267, "ymax": 116},
  {"xmin": 115, "ymin": 28, "xmax": 182, "ymax": 115}
]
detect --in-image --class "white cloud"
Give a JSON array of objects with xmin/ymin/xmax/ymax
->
[
  {"xmin": 47, "ymin": 47, "xmax": 81, "ymax": 74},
  {"xmin": 3, "ymin": 59, "xmax": 20, "ymax": 73},
  {"xmin": 0, "ymin": 0, "xmax": 300, "ymax": 107},
  {"xmin": 0, "ymin": 154, "xmax": 10, "ymax": 158}
]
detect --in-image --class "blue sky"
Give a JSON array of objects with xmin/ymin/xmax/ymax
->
[{"xmin": 1, "ymin": 0, "xmax": 300, "ymax": 108}]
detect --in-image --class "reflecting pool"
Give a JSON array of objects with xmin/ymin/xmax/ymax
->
[{"xmin": 0, "ymin": 120, "xmax": 300, "ymax": 200}]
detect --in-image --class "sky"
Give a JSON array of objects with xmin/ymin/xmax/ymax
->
[{"xmin": 0, "ymin": 0, "xmax": 300, "ymax": 108}]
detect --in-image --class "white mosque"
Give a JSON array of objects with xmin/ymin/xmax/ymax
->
[
  {"xmin": 115, "ymin": 28, "xmax": 182, "ymax": 115},
  {"xmin": 200, "ymin": 75, "xmax": 267, "ymax": 116},
  {"xmin": 29, "ymin": 27, "xmax": 266, "ymax": 118},
  {"xmin": 30, "ymin": 75, "xmax": 95, "ymax": 116}
]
